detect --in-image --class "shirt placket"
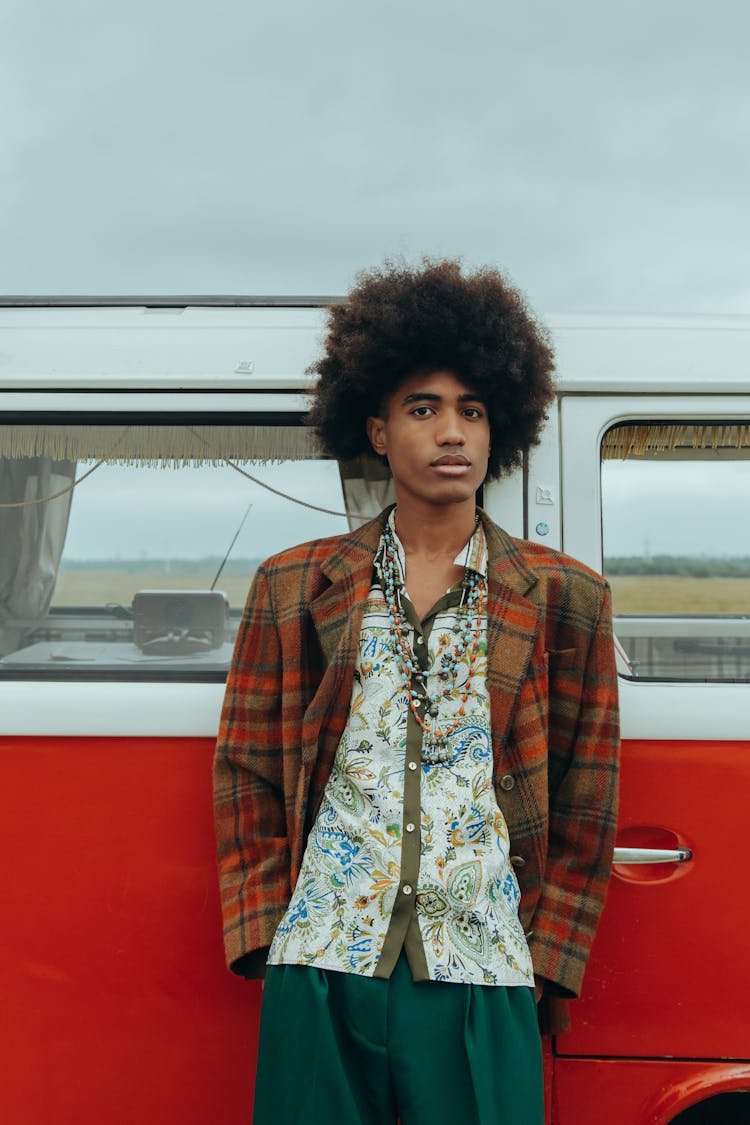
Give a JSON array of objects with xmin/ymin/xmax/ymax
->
[{"xmin": 373, "ymin": 586, "xmax": 462, "ymax": 981}]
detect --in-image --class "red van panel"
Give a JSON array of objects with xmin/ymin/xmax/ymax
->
[
  {"xmin": 4, "ymin": 735, "xmax": 748, "ymax": 1122},
  {"xmin": 0, "ymin": 736, "xmax": 259, "ymax": 1125},
  {"xmin": 557, "ymin": 739, "xmax": 750, "ymax": 1061},
  {"xmin": 554, "ymin": 1058, "xmax": 750, "ymax": 1125}
]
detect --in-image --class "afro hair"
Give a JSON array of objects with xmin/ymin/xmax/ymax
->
[{"xmin": 307, "ymin": 258, "xmax": 556, "ymax": 480}]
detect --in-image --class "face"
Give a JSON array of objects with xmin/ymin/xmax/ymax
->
[{"xmin": 366, "ymin": 370, "xmax": 490, "ymax": 508}]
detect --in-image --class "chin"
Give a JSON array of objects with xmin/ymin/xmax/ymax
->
[{"xmin": 423, "ymin": 483, "xmax": 479, "ymax": 506}]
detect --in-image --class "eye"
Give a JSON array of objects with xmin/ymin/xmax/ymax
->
[
  {"xmin": 462, "ymin": 406, "xmax": 485, "ymax": 419},
  {"xmin": 410, "ymin": 405, "xmax": 435, "ymax": 417}
]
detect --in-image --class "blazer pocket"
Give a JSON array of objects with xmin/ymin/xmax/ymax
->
[{"xmin": 545, "ymin": 646, "xmax": 578, "ymax": 670}]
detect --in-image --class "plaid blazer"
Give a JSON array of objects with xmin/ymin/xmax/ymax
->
[{"xmin": 214, "ymin": 509, "xmax": 620, "ymax": 1032}]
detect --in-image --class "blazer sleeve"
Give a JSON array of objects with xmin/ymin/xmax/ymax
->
[
  {"xmin": 528, "ymin": 580, "xmax": 620, "ymax": 999},
  {"xmin": 213, "ymin": 565, "xmax": 291, "ymax": 977}
]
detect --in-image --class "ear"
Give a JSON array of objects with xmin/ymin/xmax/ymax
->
[{"xmin": 366, "ymin": 415, "xmax": 387, "ymax": 457}]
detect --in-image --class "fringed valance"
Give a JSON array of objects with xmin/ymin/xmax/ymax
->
[
  {"xmin": 0, "ymin": 423, "xmax": 323, "ymax": 465},
  {"xmin": 5, "ymin": 420, "xmax": 748, "ymax": 467},
  {"xmin": 602, "ymin": 423, "xmax": 750, "ymax": 460}
]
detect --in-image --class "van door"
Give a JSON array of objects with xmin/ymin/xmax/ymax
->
[{"xmin": 554, "ymin": 393, "xmax": 750, "ymax": 1063}]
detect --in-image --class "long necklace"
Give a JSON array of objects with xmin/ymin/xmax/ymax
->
[{"xmin": 379, "ymin": 520, "xmax": 487, "ymax": 765}]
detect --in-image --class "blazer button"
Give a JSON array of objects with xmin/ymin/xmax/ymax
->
[
  {"xmin": 499, "ymin": 773, "xmax": 515, "ymax": 791},
  {"xmin": 510, "ymin": 854, "xmax": 526, "ymax": 868}
]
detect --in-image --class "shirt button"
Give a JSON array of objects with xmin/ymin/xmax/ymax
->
[
  {"xmin": 402, "ymin": 884, "xmax": 413, "ymax": 896},
  {"xmin": 408, "ymin": 761, "xmax": 418, "ymax": 771},
  {"xmin": 499, "ymin": 773, "xmax": 515, "ymax": 791},
  {"xmin": 510, "ymin": 854, "xmax": 526, "ymax": 868},
  {"xmin": 416, "ymin": 635, "xmax": 424, "ymax": 645},
  {"xmin": 405, "ymin": 822, "xmax": 416, "ymax": 833}
]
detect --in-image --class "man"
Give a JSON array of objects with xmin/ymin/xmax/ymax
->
[{"xmin": 214, "ymin": 260, "xmax": 620, "ymax": 1124}]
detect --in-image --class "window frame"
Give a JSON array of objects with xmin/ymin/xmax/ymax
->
[
  {"xmin": 0, "ymin": 392, "xmax": 345, "ymax": 702},
  {"xmin": 559, "ymin": 392, "xmax": 750, "ymax": 740}
]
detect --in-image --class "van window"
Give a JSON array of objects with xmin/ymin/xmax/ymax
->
[
  {"xmin": 0, "ymin": 421, "xmax": 394, "ymax": 679},
  {"xmin": 601, "ymin": 421, "xmax": 750, "ymax": 682}
]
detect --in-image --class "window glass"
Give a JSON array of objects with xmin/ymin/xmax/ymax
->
[
  {"xmin": 601, "ymin": 422, "xmax": 750, "ymax": 682},
  {"xmin": 0, "ymin": 422, "xmax": 391, "ymax": 679}
]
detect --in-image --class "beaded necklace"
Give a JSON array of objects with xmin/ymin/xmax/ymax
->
[{"xmin": 378, "ymin": 517, "xmax": 487, "ymax": 765}]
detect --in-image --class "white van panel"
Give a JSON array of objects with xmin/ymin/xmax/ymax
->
[
  {"xmin": 0, "ymin": 669, "xmax": 745, "ymax": 740},
  {"xmin": 0, "ymin": 682, "xmax": 225, "ymax": 737},
  {"xmin": 0, "ymin": 391, "xmax": 309, "ymax": 415},
  {"xmin": 560, "ymin": 394, "xmax": 750, "ymax": 570}
]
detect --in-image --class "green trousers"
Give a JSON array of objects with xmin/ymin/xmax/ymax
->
[{"xmin": 253, "ymin": 952, "xmax": 544, "ymax": 1125}]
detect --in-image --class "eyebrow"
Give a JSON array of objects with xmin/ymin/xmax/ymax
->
[{"xmin": 400, "ymin": 391, "xmax": 484, "ymax": 405}]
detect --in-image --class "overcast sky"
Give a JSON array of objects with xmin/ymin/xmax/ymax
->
[
  {"xmin": 2, "ymin": 0, "xmax": 749, "ymax": 312},
  {"xmin": 62, "ymin": 461, "xmax": 350, "ymax": 562}
]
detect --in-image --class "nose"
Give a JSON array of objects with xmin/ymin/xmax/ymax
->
[{"xmin": 436, "ymin": 409, "xmax": 465, "ymax": 445}]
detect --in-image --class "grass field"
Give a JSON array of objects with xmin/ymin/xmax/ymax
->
[
  {"xmin": 52, "ymin": 571, "xmax": 750, "ymax": 615},
  {"xmin": 53, "ymin": 572, "xmax": 255, "ymax": 609},
  {"xmin": 608, "ymin": 575, "xmax": 750, "ymax": 614}
]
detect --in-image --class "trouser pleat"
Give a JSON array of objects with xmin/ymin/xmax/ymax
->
[{"xmin": 253, "ymin": 954, "xmax": 544, "ymax": 1125}]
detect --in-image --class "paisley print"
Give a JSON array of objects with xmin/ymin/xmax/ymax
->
[{"xmin": 267, "ymin": 516, "xmax": 533, "ymax": 987}]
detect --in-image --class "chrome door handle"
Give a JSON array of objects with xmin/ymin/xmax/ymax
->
[{"xmin": 613, "ymin": 846, "xmax": 693, "ymax": 865}]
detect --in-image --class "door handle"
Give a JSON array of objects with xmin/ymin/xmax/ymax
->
[{"xmin": 612, "ymin": 846, "xmax": 693, "ymax": 865}]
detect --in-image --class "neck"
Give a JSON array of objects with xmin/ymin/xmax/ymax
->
[{"xmin": 392, "ymin": 495, "xmax": 478, "ymax": 556}]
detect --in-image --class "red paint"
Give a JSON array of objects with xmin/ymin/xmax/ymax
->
[
  {"xmin": 542, "ymin": 1036, "xmax": 553, "ymax": 1125},
  {"xmin": 556, "ymin": 739, "xmax": 750, "ymax": 1063},
  {"xmin": 0, "ymin": 736, "xmax": 260, "ymax": 1125},
  {"xmin": 2, "ymin": 735, "xmax": 748, "ymax": 1123},
  {"xmin": 554, "ymin": 1059, "xmax": 750, "ymax": 1125}
]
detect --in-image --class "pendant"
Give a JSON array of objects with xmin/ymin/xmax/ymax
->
[{"xmin": 422, "ymin": 738, "xmax": 453, "ymax": 766}]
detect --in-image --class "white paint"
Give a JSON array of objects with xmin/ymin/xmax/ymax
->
[
  {"xmin": 560, "ymin": 394, "xmax": 750, "ymax": 570},
  {"xmin": 526, "ymin": 400, "xmax": 561, "ymax": 549},
  {"xmin": 2, "ymin": 307, "xmax": 750, "ymax": 393},
  {"xmin": 0, "ymin": 306, "xmax": 328, "ymax": 387},
  {"xmin": 0, "ymin": 390, "xmax": 309, "ymax": 414},
  {"xmin": 483, "ymin": 472, "xmax": 524, "ymax": 539},
  {"xmin": 0, "ymin": 681, "xmax": 224, "ymax": 737},
  {"xmin": 559, "ymin": 390, "xmax": 750, "ymax": 741},
  {"xmin": 618, "ymin": 678, "xmax": 748, "ymax": 741},
  {"xmin": 0, "ymin": 675, "xmax": 745, "ymax": 741},
  {"xmin": 1, "ymin": 306, "xmax": 748, "ymax": 742}
]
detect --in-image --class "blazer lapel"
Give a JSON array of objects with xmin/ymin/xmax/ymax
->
[
  {"xmin": 309, "ymin": 516, "xmax": 384, "ymax": 664},
  {"xmin": 303, "ymin": 515, "xmax": 384, "ymax": 771},
  {"xmin": 481, "ymin": 514, "xmax": 543, "ymax": 756}
]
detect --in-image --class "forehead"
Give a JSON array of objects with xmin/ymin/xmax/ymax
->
[{"xmin": 390, "ymin": 368, "xmax": 482, "ymax": 404}]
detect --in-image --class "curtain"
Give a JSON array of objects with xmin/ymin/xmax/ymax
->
[
  {"xmin": 603, "ymin": 423, "xmax": 750, "ymax": 460},
  {"xmin": 338, "ymin": 456, "xmax": 396, "ymax": 529},
  {"xmin": 0, "ymin": 458, "xmax": 75, "ymax": 655}
]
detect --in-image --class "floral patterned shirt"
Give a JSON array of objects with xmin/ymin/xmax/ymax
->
[{"xmin": 267, "ymin": 512, "xmax": 534, "ymax": 987}]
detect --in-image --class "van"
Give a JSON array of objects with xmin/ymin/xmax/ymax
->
[{"xmin": 1, "ymin": 299, "xmax": 748, "ymax": 1124}]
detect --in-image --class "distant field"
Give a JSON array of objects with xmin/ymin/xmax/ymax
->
[
  {"xmin": 52, "ymin": 571, "xmax": 750, "ymax": 615},
  {"xmin": 608, "ymin": 575, "xmax": 750, "ymax": 614},
  {"xmin": 53, "ymin": 571, "xmax": 255, "ymax": 609}
]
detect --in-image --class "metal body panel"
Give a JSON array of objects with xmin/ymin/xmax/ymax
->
[
  {"xmin": 554, "ymin": 1059, "xmax": 750, "ymax": 1125},
  {"xmin": 1, "ymin": 305, "xmax": 750, "ymax": 1123},
  {"xmin": 2, "ymin": 306, "xmax": 750, "ymax": 393},
  {"xmin": 557, "ymin": 738, "xmax": 750, "ymax": 1060},
  {"xmin": 0, "ymin": 734, "xmax": 260, "ymax": 1125}
]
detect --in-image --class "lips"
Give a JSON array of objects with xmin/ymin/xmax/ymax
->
[{"xmin": 431, "ymin": 454, "xmax": 470, "ymax": 466}]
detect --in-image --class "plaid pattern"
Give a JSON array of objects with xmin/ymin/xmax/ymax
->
[{"xmin": 213, "ymin": 509, "xmax": 620, "ymax": 1027}]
